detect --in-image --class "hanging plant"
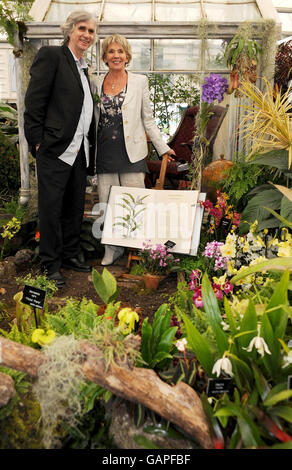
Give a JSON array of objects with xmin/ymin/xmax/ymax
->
[
  {"xmin": 274, "ymin": 40, "xmax": 292, "ymax": 94},
  {"xmin": 224, "ymin": 23, "xmax": 262, "ymax": 95}
]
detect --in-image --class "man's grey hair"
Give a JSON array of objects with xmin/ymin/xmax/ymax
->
[{"xmin": 61, "ymin": 10, "xmax": 98, "ymax": 44}]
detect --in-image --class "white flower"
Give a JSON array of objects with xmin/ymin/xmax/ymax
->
[
  {"xmin": 282, "ymin": 351, "xmax": 292, "ymax": 368},
  {"xmin": 175, "ymin": 338, "xmax": 187, "ymax": 352},
  {"xmin": 212, "ymin": 356, "xmax": 233, "ymax": 377},
  {"xmin": 221, "ymin": 320, "xmax": 230, "ymax": 331},
  {"xmin": 243, "ymin": 335, "xmax": 271, "ymax": 357}
]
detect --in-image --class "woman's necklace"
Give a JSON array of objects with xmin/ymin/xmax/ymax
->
[{"xmin": 107, "ymin": 73, "xmax": 126, "ymax": 91}]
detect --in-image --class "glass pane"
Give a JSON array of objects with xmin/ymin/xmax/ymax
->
[
  {"xmin": 45, "ymin": 3, "xmax": 102, "ymax": 21},
  {"xmin": 102, "ymin": 2, "xmax": 152, "ymax": 21},
  {"xmin": 154, "ymin": 40, "xmax": 201, "ymax": 71},
  {"xmin": 204, "ymin": 2, "xmax": 261, "ymax": 21},
  {"xmin": 272, "ymin": 0, "xmax": 292, "ymax": 7},
  {"xmin": 206, "ymin": 39, "xmax": 228, "ymax": 70},
  {"xmin": 128, "ymin": 40, "xmax": 151, "ymax": 71},
  {"xmin": 155, "ymin": 3, "xmax": 201, "ymax": 21},
  {"xmin": 279, "ymin": 13, "xmax": 292, "ymax": 32}
]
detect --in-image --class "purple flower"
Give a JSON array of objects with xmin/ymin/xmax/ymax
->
[{"xmin": 201, "ymin": 74, "xmax": 228, "ymax": 104}]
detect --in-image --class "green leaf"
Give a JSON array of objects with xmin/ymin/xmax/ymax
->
[
  {"xmin": 182, "ymin": 314, "xmax": 214, "ymax": 376},
  {"xmin": 252, "ymin": 363, "xmax": 271, "ymax": 401},
  {"xmin": 260, "ymin": 312, "xmax": 278, "ymax": 377},
  {"xmin": 215, "ymin": 402, "xmax": 263, "ymax": 447},
  {"xmin": 239, "ymin": 189, "xmax": 282, "ymax": 230},
  {"xmin": 271, "ymin": 406, "xmax": 292, "ymax": 424},
  {"xmin": 265, "ymin": 270, "xmax": 289, "ymax": 337},
  {"xmin": 228, "ymin": 353, "xmax": 253, "ymax": 385},
  {"xmin": 237, "ymin": 299, "xmax": 257, "ymax": 351},
  {"xmin": 270, "ymin": 442, "xmax": 292, "ymax": 449},
  {"xmin": 230, "ymin": 258, "xmax": 292, "ymax": 285},
  {"xmin": 92, "ymin": 268, "xmax": 108, "ymax": 304},
  {"xmin": 263, "ymin": 206, "xmax": 292, "ymax": 230},
  {"xmin": 157, "ymin": 326, "xmax": 178, "ymax": 354},
  {"xmin": 201, "ymin": 273, "xmax": 229, "ymax": 355},
  {"xmin": 150, "ymin": 351, "xmax": 173, "ymax": 368},
  {"xmin": 140, "ymin": 318, "xmax": 153, "ymax": 366},
  {"xmin": 223, "ymin": 297, "xmax": 237, "ymax": 336},
  {"xmin": 133, "ymin": 434, "xmax": 163, "ymax": 449},
  {"xmin": 281, "ymin": 193, "xmax": 292, "ymax": 226},
  {"xmin": 263, "ymin": 390, "xmax": 292, "ymax": 407},
  {"xmin": 247, "ymin": 149, "xmax": 289, "ymax": 170}
]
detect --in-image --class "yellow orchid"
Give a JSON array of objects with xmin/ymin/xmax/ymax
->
[
  {"xmin": 278, "ymin": 241, "xmax": 292, "ymax": 257},
  {"xmin": 212, "ymin": 274, "xmax": 227, "ymax": 286},
  {"xmin": 32, "ymin": 328, "xmax": 56, "ymax": 346},
  {"xmin": 227, "ymin": 260, "xmax": 237, "ymax": 276},
  {"xmin": 242, "ymin": 241, "xmax": 250, "ymax": 253},
  {"xmin": 118, "ymin": 308, "xmax": 139, "ymax": 335},
  {"xmin": 220, "ymin": 243, "xmax": 236, "ymax": 258}
]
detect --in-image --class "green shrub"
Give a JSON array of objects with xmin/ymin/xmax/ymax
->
[{"xmin": 0, "ymin": 131, "xmax": 20, "ymax": 193}]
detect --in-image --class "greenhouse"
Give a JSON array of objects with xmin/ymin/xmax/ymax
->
[{"xmin": 0, "ymin": 0, "xmax": 292, "ymax": 452}]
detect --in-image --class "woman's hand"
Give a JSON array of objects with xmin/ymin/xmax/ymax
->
[{"xmin": 164, "ymin": 149, "xmax": 176, "ymax": 163}]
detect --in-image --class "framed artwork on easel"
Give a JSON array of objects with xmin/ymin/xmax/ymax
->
[{"xmin": 100, "ymin": 186, "xmax": 206, "ymax": 256}]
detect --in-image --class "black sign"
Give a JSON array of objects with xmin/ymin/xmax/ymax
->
[
  {"xmin": 207, "ymin": 378, "xmax": 234, "ymax": 396},
  {"xmin": 164, "ymin": 240, "xmax": 176, "ymax": 249},
  {"xmin": 21, "ymin": 285, "xmax": 46, "ymax": 310},
  {"xmin": 288, "ymin": 375, "xmax": 292, "ymax": 390}
]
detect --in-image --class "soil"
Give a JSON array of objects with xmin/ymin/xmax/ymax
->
[{"xmin": 0, "ymin": 253, "xmax": 178, "ymax": 331}]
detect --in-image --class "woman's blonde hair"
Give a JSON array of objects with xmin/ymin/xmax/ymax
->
[
  {"xmin": 61, "ymin": 10, "xmax": 98, "ymax": 45},
  {"xmin": 101, "ymin": 34, "xmax": 132, "ymax": 66}
]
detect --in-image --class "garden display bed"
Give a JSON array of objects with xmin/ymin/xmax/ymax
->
[{"xmin": 0, "ymin": 254, "xmax": 178, "ymax": 332}]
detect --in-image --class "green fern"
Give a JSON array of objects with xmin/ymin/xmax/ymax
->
[
  {"xmin": 0, "ymin": 323, "xmax": 34, "ymax": 347},
  {"xmin": 46, "ymin": 298, "xmax": 104, "ymax": 339}
]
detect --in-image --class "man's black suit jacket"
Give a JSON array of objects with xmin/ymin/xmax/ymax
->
[{"xmin": 24, "ymin": 44, "xmax": 96, "ymax": 175}]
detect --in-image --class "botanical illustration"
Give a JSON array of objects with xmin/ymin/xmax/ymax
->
[{"xmin": 113, "ymin": 192, "xmax": 149, "ymax": 239}]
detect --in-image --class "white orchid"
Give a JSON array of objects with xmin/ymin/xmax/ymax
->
[
  {"xmin": 175, "ymin": 338, "xmax": 187, "ymax": 352},
  {"xmin": 243, "ymin": 327, "xmax": 271, "ymax": 357},
  {"xmin": 282, "ymin": 350, "xmax": 292, "ymax": 369},
  {"xmin": 212, "ymin": 356, "xmax": 233, "ymax": 377}
]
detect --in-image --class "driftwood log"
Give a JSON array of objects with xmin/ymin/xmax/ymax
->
[
  {"xmin": 0, "ymin": 337, "xmax": 212, "ymax": 449},
  {"xmin": 0, "ymin": 371, "xmax": 16, "ymax": 407}
]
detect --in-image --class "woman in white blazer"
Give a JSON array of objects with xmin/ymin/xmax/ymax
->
[{"xmin": 91, "ymin": 34, "xmax": 175, "ymax": 266}]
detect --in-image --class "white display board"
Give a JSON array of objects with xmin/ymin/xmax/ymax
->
[{"xmin": 101, "ymin": 186, "xmax": 206, "ymax": 255}]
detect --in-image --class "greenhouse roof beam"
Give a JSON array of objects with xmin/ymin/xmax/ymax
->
[{"xmin": 24, "ymin": 21, "xmax": 277, "ymax": 40}]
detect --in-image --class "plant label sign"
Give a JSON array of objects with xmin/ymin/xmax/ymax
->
[
  {"xmin": 164, "ymin": 240, "xmax": 176, "ymax": 249},
  {"xmin": 21, "ymin": 285, "xmax": 46, "ymax": 310},
  {"xmin": 207, "ymin": 378, "xmax": 234, "ymax": 396}
]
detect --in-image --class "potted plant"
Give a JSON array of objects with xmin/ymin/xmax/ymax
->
[{"xmin": 138, "ymin": 242, "xmax": 180, "ymax": 290}]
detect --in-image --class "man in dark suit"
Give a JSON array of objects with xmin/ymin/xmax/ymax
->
[{"xmin": 24, "ymin": 11, "xmax": 97, "ymax": 287}]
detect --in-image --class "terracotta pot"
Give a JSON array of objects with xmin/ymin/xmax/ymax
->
[{"xmin": 143, "ymin": 273, "xmax": 164, "ymax": 290}]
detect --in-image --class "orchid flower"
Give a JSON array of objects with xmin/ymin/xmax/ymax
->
[
  {"xmin": 243, "ymin": 324, "xmax": 271, "ymax": 357},
  {"xmin": 212, "ymin": 355, "xmax": 233, "ymax": 377}
]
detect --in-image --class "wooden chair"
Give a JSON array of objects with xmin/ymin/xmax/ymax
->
[{"xmin": 147, "ymin": 104, "xmax": 229, "ymax": 189}]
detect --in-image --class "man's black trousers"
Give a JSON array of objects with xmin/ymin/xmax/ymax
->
[{"xmin": 36, "ymin": 147, "xmax": 87, "ymax": 275}]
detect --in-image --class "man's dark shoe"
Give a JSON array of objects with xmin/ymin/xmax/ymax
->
[
  {"xmin": 47, "ymin": 271, "xmax": 66, "ymax": 287},
  {"xmin": 62, "ymin": 257, "xmax": 91, "ymax": 272}
]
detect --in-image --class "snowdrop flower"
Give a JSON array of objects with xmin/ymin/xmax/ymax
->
[
  {"xmin": 175, "ymin": 338, "xmax": 187, "ymax": 352},
  {"xmin": 212, "ymin": 356, "xmax": 233, "ymax": 377},
  {"xmin": 243, "ymin": 326, "xmax": 271, "ymax": 357}
]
